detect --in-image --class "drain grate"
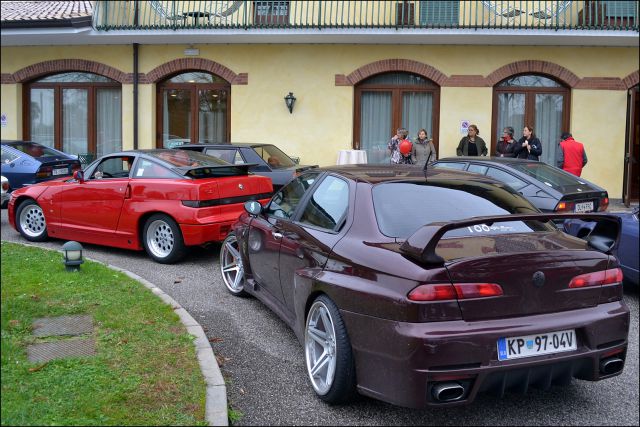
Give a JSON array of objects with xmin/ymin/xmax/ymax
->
[
  {"xmin": 32, "ymin": 315, "xmax": 93, "ymax": 337},
  {"xmin": 27, "ymin": 337, "xmax": 96, "ymax": 363}
]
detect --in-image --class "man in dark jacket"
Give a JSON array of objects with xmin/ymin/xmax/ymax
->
[{"xmin": 557, "ymin": 132, "xmax": 588, "ymax": 176}]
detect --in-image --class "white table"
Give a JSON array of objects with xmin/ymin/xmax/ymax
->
[{"xmin": 336, "ymin": 149, "xmax": 368, "ymax": 165}]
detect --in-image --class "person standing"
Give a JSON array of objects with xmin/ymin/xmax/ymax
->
[
  {"xmin": 513, "ymin": 125, "xmax": 542, "ymax": 161},
  {"xmin": 456, "ymin": 124, "xmax": 487, "ymax": 156},
  {"xmin": 411, "ymin": 128, "xmax": 437, "ymax": 165},
  {"xmin": 556, "ymin": 132, "xmax": 588, "ymax": 176},
  {"xmin": 388, "ymin": 127, "xmax": 413, "ymax": 164},
  {"xmin": 496, "ymin": 126, "xmax": 516, "ymax": 157}
]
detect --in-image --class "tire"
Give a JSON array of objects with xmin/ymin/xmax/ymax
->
[
  {"xmin": 16, "ymin": 199, "xmax": 48, "ymax": 242},
  {"xmin": 142, "ymin": 214, "xmax": 186, "ymax": 264},
  {"xmin": 305, "ymin": 294, "xmax": 357, "ymax": 404},
  {"xmin": 219, "ymin": 232, "xmax": 248, "ymax": 296}
]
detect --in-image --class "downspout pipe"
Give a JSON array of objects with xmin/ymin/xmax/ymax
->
[{"xmin": 133, "ymin": 42, "xmax": 139, "ymax": 150}]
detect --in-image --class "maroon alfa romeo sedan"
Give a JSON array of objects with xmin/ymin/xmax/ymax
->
[{"xmin": 219, "ymin": 165, "xmax": 630, "ymax": 408}]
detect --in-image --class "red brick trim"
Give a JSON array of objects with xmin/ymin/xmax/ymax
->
[
  {"xmin": 444, "ymin": 75, "xmax": 488, "ymax": 87},
  {"xmin": 145, "ymin": 58, "xmax": 246, "ymax": 85},
  {"xmin": 12, "ymin": 59, "xmax": 128, "ymax": 83},
  {"xmin": 339, "ymin": 59, "xmax": 448, "ymax": 86},
  {"xmin": 486, "ymin": 61, "xmax": 581, "ymax": 88},
  {"xmin": 622, "ymin": 70, "xmax": 639, "ymax": 89},
  {"xmin": 574, "ymin": 77, "xmax": 626, "ymax": 90},
  {"xmin": 1, "ymin": 73, "xmax": 16, "ymax": 84}
]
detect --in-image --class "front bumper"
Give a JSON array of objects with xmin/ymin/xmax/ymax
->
[{"xmin": 341, "ymin": 300, "xmax": 629, "ymax": 408}]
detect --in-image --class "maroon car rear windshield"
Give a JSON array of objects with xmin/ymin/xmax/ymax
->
[{"xmin": 372, "ymin": 182, "xmax": 552, "ymax": 239}]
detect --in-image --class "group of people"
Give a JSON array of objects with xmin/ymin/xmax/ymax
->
[{"xmin": 388, "ymin": 123, "xmax": 588, "ymax": 177}]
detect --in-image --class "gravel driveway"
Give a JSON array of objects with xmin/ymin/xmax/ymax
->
[{"xmin": 2, "ymin": 209, "xmax": 638, "ymax": 425}]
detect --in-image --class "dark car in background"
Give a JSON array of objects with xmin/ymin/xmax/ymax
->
[
  {"xmin": 175, "ymin": 143, "xmax": 317, "ymax": 192},
  {"xmin": 1, "ymin": 140, "xmax": 81, "ymax": 192},
  {"xmin": 432, "ymin": 157, "xmax": 609, "ymax": 214},
  {"xmin": 219, "ymin": 165, "xmax": 629, "ymax": 408},
  {"xmin": 563, "ymin": 207, "xmax": 639, "ymax": 287}
]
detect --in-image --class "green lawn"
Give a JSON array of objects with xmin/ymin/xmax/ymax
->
[{"xmin": 0, "ymin": 242, "xmax": 207, "ymax": 426}]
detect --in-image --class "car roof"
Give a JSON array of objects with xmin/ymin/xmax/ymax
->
[
  {"xmin": 436, "ymin": 156, "xmax": 540, "ymax": 165},
  {"xmin": 313, "ymin": 164, "xmax": 507, "ymax": 186},
  {"xmin": 176, "ymin": 143, "xmax": 272, "ymax": 148}
]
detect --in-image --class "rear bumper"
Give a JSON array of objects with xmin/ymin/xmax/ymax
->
[
  {"xmin": 180, "ymin": 221, "xmax": 235, "ymax": 245},
  {"xmin": 341, "ymin": 301, "xmax": 630, "ymax": 408}
]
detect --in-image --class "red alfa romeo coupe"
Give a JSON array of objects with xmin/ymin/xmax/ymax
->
[{"xmin": 8, "ymin": 149, "xmax": 272, "ymax": 263}]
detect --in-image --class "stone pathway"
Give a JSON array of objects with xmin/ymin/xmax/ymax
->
[{"xmin": 27, "ymin": 314, "xmax": 96, "ymax": 363}]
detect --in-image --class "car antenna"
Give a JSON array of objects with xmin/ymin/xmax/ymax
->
[{"xmin": 423, "ymin": 152, "xmax": 433, "ymax": 180}]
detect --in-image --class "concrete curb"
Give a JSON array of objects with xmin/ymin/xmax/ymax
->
[{"xmin": 3, "ymin": 242, "xmax": 228, "ymax": 426}]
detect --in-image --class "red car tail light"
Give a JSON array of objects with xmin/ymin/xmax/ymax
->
[
  {"xmin": 408, "ymin": 283, "xmax": 503, "ymax": 301},
  {"xmin": 36, "ymin": 166, "xmax": 53, "ymax": 179},
  {"xmin": 555, "ymin": 201, "xmax": 575, "ymax": 212},
  {"xmin": 1, "ymin": 181, "xmax": 9, "ymax": 192},
  {"xmin": 408, "ymin": 284, "xmax": 457, "ymax": 301},
  {"xmin": 453, "ymin": 283, "xmax": 503, "ymax": 299},
  {"xmin": 598, "ymin": 197, "xmax": 609, "ymax": 211},
  {"xmin": 568, "ymin": 268, "xmax": 623, "ymax": 288}
]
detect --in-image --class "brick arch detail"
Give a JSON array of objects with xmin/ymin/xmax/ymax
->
[
  {"xmin": 146, "ymin": 58, "xmax": 247, "ymax": 85},
  {"xmin": 12, "ymin": 59, "xmax": 129, "ymax": 83},
  {"xmin": 486, "ymin": 60, "xmax": 580, "ymax": 88},
  {"xmin": 341, "ymin": 59, "xmax": 448, "ymax": 86},
  {"xmin": 623, "ymin": 70, "xmax": 639, "ymax": 89}
]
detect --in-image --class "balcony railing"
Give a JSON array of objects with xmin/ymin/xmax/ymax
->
[{"xmin": 93, "ymin": 1, "xmax": 639, "ymax": 31}]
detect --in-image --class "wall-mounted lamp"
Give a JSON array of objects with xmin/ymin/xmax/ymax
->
[
  {"xmin": 62, "ymin": 241, "xmax": 84, "ymax": 272},
  {"xmin": 284, "ymin": 92, "xmax": 296, "ymax": 114}
]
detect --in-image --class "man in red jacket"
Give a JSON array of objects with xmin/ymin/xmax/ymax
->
[{"xmin": 557, "ymin": 132, "xmax": 588, "ymax": 176}]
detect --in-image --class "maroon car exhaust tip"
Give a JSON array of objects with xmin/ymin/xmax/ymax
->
[
  {"xmin": 599, "ymin": 357, "xmax": 624, "ymax": 376},
  {"xmin": 431, "ymin": 382, "xmax": 466, "ymax": 402}
]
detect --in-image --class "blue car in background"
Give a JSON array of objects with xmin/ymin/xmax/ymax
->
[
  {"xmin": 1, "ymin": 141, "xmax": 81, "ymax": 195},
  {"xmin": 563, "ymin": 207, "xmax": 639, "ymax": 287}
]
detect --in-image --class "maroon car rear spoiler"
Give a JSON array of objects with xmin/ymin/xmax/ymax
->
[{"xmin": 400, "ymin": 213, "xmax": 621, "ymax": 265}]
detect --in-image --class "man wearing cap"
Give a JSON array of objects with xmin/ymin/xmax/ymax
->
[{"xmin": 557, "ymin": 132, "xmax": 588, "ymax": 177}]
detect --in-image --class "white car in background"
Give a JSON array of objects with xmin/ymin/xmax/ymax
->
[{"xmin": 1, "ymin": 175, "xmax": 9, "ymax": 208}]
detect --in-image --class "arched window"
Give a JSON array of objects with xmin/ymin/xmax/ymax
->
[
  {"xmin": 156, "ymin": 71, "xmax": 230, "ymax": 147},
  {"xmin": 493, "ymin": 74, "xmax": 570, "ymax": 165},
  {"xmin": 354, "ymin": 72, "xmax": 440, "ymax": 164},
  {"xmin": 25, "ymin": 72, "xmax": 122, "ymax": 158}
]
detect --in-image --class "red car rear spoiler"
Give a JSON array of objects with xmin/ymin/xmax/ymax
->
[{"xmin": 400, "ymin": 213, "xmax": 621, "ymax": 265}]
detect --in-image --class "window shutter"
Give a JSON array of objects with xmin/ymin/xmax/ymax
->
[
  {"xmin": 419, "ymin": 1, "xmax": 460, "ymax": 26},
  {"xmin": 604, "ymin": 1, "xmax": 637, "ymax": 18}
]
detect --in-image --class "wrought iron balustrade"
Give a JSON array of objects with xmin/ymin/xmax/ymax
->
[{"xmin": 93, "ymin": 1, "xmax": 638, "ymax": 31}]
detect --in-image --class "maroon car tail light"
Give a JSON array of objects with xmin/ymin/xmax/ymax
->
[
  {"xmin": 568, "ymin": 268, "xmax": 623, "ymax": 288},
  {"xmin": 453, "ymin": 283, "xmax": 503, "ymax": 299},
  {"xmin": 408, "ymin": 284, "xmax": 456, "ymax": 301},
  {"xmin": 36, "ymin": 165, "xmax": 53, "ymax": 179},
  {"xmin": 408, "ymin": 283, "xmax": 502, "ymax": 301},
  {"xmin": 598, "ymin": 197, "xmax": 609, "ymax": 211},
  {"xmin": 1, "ymin": 180, "xmax": 9, "ymax": 192}
]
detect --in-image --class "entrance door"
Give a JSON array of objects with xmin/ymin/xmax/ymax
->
[
  {"xmin": 624, "ymin": 85, "xmax": 640, "ymax": 204},
  {"xmin": 493, "ymin": 75, "xmax": 569, "ymax": 165},
  {"xmin": 354, "ymin": 72, "xmax": 440, "ymax": 164}
]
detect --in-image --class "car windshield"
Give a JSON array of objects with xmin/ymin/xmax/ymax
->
[
  {"xmin": 252, "ymin": 145, "xmax": 295, "ymax": 169},
  {"xmin": 509, "ymin": 162, "xmax": 588, "ymax": 191},
  {"xmin": 147, "ymin": 150, "xmax": 231, "ymax": 168},
  {"xmin": 372, "ymin": 181, "xmax": 549, "ymax": 239},
  {"xmin": 6, "ymin": 142, "xmax": 63, "ymax": 159}
]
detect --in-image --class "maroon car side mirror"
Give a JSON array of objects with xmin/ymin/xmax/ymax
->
[
  {"xmin": 244, "ymin": 200, "xmax": 262, "ymax": 216},
  {"xmin": 73, "ymin": 170, "xmax": 85, "ymax": 183}
]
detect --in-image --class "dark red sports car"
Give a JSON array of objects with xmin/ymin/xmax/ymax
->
[
  {"xmin": 220, "ymin": 165, "xmax": 629, "ymax": 407},
  {"xmin": 8, "ymin": 149, "xmax": 272, "ymax": 263}
]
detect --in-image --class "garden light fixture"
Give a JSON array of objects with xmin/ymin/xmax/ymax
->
[{"xmin": 62, "ymin": 241, "xmax": 84, "ymax": 272}]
